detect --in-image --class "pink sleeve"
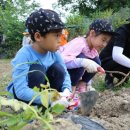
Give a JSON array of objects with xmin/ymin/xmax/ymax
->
[{"xmin": 59, "ymin": 37, "xmax": 85, "ymax": 63}]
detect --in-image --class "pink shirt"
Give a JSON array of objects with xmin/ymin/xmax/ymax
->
[{"xmin": 59, "ymin": 37, "xmax": 98, "ymax": 63}]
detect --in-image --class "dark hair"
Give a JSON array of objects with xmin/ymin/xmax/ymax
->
[
  {"xmin": 30, "ymin": 29, "xmax": 63, "ymax": 42},
  {"xmin": 30, "ymin": 31, "xmax": 46, "ymax": 42},
  {"xmin": 86, "ymin": 29, "xmax": 113, "ymax": 37}
]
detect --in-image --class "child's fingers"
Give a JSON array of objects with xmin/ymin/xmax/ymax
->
[{"xmin": 97, "ymin": 67, "xmax": 105, "ymax": 74}]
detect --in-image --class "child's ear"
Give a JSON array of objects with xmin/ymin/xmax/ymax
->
[
  {"xmin": 89, "ymin": 30, "xmax": 96, "ymax": 37},
  {"xmin": 34, "ymin": 32, "xmax": 42, "ymax": 42}
]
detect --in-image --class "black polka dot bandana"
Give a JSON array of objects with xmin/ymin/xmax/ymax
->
[
  {"xmin": 26, "ymin": 8, "xmax": 65, "ymax": 36},
  {"xmin": 89, "ymin": 19, "xmax": 115, "ymax": 35}
]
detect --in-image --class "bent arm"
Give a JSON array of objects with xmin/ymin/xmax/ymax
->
[
  {"xmin": 11, "ymin": 52, "xmax": 42, "ymax": 104},
  {"xmin": 112, "ymin": 46, "xmax": 130, "ymax": 68}
]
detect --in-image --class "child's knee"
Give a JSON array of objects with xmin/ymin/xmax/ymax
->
[
  {"xmin": 28, "ymin": 64, "xmax": 46, "ymax": 88},
  {"xmin": 48, "ymin": 63, "xmax": 65, "ymax": 79}
]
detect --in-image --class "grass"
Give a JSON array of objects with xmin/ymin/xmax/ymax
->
[
  {"xmin": 93, "ymin": 73, "xmax": 130, "ymax": 92},
  {"xmin": 0, "ymin": 59, "xmax": 11, "ymax": 63},
  {"xmin": 93, "ymin": 74, "xmax": 106, "ymax": 92},
  {"xmin": 0, "ymin": 59, "xmax": 12, "ymax": 91}
]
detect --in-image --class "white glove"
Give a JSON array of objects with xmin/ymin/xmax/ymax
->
[
  {"xmin": 51, "ymin": 97, "xmax": 70, "ymax": 108},
  {"xmin": 81, "ymin": 59, "xmax": 100, "ymax": 73},
  {"xmin": 59, "ymin": 88, "xmax": 72, "ymax": 97}
]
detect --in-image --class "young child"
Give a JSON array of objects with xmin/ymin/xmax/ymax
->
[
  {"xmin": 7, "ymin": 8, "xmax": 72, "ymax": 106},
  {"xmin": 59, "ymin": 19, "xmax": 116, "ymax": 93}
]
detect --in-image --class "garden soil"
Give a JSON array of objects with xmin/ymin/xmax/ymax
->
[{"xmin": 90, "ymin": 88, "xmax": 130, "ymax": 130}]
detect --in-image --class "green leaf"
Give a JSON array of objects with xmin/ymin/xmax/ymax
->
[
  {"xmin": 12, "ymin": 100, "xmax": 22, "ymax": 111},
  {"xmin": 8, "ymin": 121, "xmax": 28, "ymax": 130},
  {"xmin": 50, "ymin": 90, "xmax": 60, "ymax": 102},
  {"xmin": 0, "ymin": 92, "xmax": 14, "ymax": 98},
  {"xmin": 0, "ymin": 116, "xmax": 20, "ymax": 126},
  {"xmin": 41, "ymin": 90, "xmax": 49, "ymax": 108},
  {"xmin": 33, "ymin": 86, "xmax": 40, "ymax": 92},
  {"xmin": 0, "ymin": 96, "xmax": 28, "ymax": 111},
  {"xmin": 45, "ymin": 112, "xmax": 53, "ymax": 121},
  {"xmin": 0, "ymin": 111, "xmax": 13, "ymax": 117},
  {"xmin": 22, "ymin": 108, "xmax": 35, "ymax": 121},
  {"xmin": 51, "ymin": 104, "xmax": 65, "ymax": 114}
]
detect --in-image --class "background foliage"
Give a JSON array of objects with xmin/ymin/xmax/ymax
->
[
  {"xmin": 0, "ymin": 0, "xmax": 39, "ymax": 58},
  {"xmin": 57, "ymin": 0, "xmax": 130, "ymax": 16},
  {"xmin": 0, "ymin": 0, "xmax": 130, "ymax": 58}
]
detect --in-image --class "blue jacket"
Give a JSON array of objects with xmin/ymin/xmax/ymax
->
[{"xmin": 7, "ymin": 46, "xmax": 71, "ymax": 104}]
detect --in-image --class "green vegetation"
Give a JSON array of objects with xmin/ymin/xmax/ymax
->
[
  {"xmin": 0, "ymin": 0, "xmax": 39, "ymax": 58},
  {"xmin": 1, "ymin": 0, "xmax": 130, "ymax": 58},
  {"xmin": 93, "ymin": 74, "xmax": 130, "ymax": 92},
  {"xmin": 0, "ymin": 94, "xmax": 65, "ymax": 130},
  {"xmin": 57, "ymin": 0, "xmax": 130, "ymax": 16}
]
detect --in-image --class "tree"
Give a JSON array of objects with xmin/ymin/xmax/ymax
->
[
  {"xmin": 57, "ymin": 0, "xmax": 130, "ymax": 16},
  {"xmin": 0, "ymin": 0, "xmax": 39, "ymax": 58}
]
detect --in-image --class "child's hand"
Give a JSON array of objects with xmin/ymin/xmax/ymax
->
[
  {"xmin": 59, "ymin": 88, "xmax": 72, "ymax": 97},
  {"xmin": 81, "ymin": 59, "xmax": 100, "ymax": 73},
  {"xmin": 97, "ymin": 67, "xmax": 105, "ymax": 74}
]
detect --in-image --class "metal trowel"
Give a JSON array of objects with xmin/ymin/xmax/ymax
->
[{"xmin": 79, "ymin": 91, "xmax": 99, "ymax": 115}]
